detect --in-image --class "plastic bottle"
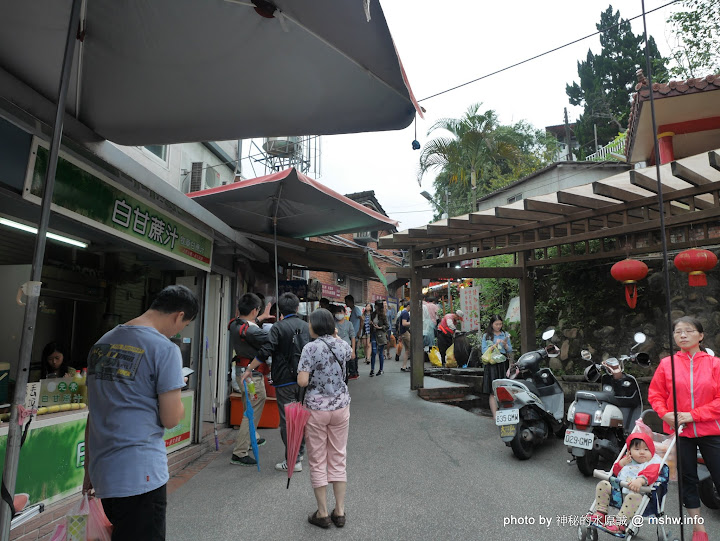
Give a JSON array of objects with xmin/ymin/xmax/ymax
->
[{"xmin": 247, "ymin": 379, "xmax": 256, "ymax": 395}]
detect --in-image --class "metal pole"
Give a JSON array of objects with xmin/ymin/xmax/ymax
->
[
  {"xmin": 564, "ymin": 107, "xmax": 572, "ymax": 161},
  {"xmin": 272, "ymin": 182, "xmax": 284, "ymax": 305},
  {"xmin": 640, "ymin": 2, "xmax": 684, "ymax": 539},
  {"xmin": 0, "ymin": 1, "xmax": 82, "ymax": 538},
  {"xmin": 446, "ymin": 189, "xmax": 450, "ymax": 307}
]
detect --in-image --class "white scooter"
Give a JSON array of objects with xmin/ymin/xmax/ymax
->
[{"xmin": 492, "ymin": 329, "xmax": 566, "ymax": 460}]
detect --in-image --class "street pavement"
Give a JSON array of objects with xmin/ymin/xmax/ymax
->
[{"xmin": 167, "ymin": 359, "xmax": 720, "ymax": 541}]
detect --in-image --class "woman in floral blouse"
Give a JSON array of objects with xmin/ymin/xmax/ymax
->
[{"xmin": 298, "ymin": 308, "xmax": 352, "ymax": 529}]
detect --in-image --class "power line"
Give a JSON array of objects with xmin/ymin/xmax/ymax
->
[{"xmin": 417, "ymin": 0, "xmax": 682, "ymax": 102}]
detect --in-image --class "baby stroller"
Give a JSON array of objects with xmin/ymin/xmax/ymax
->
[{"xmin": 578, "ymin": 410, "xmax": 679, "ymax": 541}]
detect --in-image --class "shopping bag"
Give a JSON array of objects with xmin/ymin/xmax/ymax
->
[
  {"xmin": 50, "ymin": 523, "xmax": 67, "ymax": 541},
  {"xmin": 388, "ymin": 334, "xmax": 397, "ymax": 349},
  {"xmin": 428, "ymin": 346, "xmax": 442, "ymax": 367},
  {"xmin": 445, "ymin": 344, "xmax": 457, "ymax": 368},
  {"xmin": 87, "ymin": 497, "xmax": 112, "ymax": 541},
  {"xmin": 481, "ymin": 345, "xmax": 497, "ymax": 364},
  {"xmin": 65, "ymin": 496, "xmax": 89, "ymax": 541}
]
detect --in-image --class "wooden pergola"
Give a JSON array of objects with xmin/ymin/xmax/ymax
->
[{"xmin": 379, "ymin": 150, "xmax": 720, "ymax": 389}]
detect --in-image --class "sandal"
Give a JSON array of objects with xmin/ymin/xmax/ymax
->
[
  {"xmin": 308, "ymin": 511, "xmax": 331, "ymax": 529},
  {"xmin": 331, "ymin": 509, "xmax": 346, "ymax": 528}
]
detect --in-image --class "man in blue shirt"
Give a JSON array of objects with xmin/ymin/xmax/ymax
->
[
  {"xmin": 84, "ymin": 285, "xmax": 199, "ymax": 541},
  {"xmin": 344, "ymin": 295, "xmax": 362, "ymax": 379}
]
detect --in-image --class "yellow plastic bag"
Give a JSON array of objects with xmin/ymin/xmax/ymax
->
[
  {"xmin": 429, "ymin": 346, "xmax": 442, "ymax": 367},
  {"xmin": 445, "ymin": 344, "xmax": 457, "ymax": 368}
]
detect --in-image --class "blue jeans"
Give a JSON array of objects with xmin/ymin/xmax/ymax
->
[{"xmin": 371, "ymin": 341, "xmax": 385, "ymax": 372}]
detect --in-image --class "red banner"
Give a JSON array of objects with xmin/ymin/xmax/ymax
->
[{"xmin": 321, "ymin": 283, "xmax": 342, "ymax": 300}]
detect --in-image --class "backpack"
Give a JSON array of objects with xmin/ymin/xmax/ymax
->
[{"xmin": 286, "ymin": 327, "xmax": 309, "ymax": 378}]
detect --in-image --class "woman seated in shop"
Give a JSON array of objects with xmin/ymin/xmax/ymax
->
[{"xmin": 40, "ymin": 342, "xmax": 75, "ymax": 379}]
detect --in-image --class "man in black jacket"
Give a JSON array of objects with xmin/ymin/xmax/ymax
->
[
  {"xmin": 228, "ymin": 293, "xmax": 269, "ymax": 466},
  {"xmin": 241, "ymin": 293, "xmax": 310, "ymax": 473}
]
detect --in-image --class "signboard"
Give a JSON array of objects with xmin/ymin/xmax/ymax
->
[
  {"xmin": 0, "ymin": 412, "xmax": 88, "ymax": 506},
  {"xmin": 38, "ymin": 378, "xmax": 87, "ymax": 406},
  {"xmin": 25, "ymin": 140, "xmax": 213, "ymax": 270},
  {"xmin": 371, "ymin": 294, "xmax": 387, "ymax": 302},
  {"xmin": 506, "ymin": 296, "xmax": 521, "ymax": 323},
  {"xmin": 459, "ymin": 286, "xmax": 481, "ymax": 331},
  {"xmin": 164, "ymin": 391, "xmax": 194, "ymax": 453},
  {"xmin": 321, "ymin": 283, "xmax": 342, "ymax": 300}
]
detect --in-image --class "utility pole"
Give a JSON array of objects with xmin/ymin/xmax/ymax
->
[
  {"xmin": 564, "ymin": 108, "xmax": 573, "ymax": 161},
  {"xmin": 593, "ymin": 124, "xmax": 599, "ymax": 154}
]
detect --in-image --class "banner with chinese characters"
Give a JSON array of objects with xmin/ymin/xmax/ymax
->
[
  {"xmin": 459, "ymin": 286, "xmax": 481, "ymax": 331},
  {"xmin": 24, "ymin": 140, "xmax": 213, "ymax": 270}
]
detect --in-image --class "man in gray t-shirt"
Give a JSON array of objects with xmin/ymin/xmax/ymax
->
[{"xmin": 84, "ymin": 285, "xmax": 198, "ymax": 541}]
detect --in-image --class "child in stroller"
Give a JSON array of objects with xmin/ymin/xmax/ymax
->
[
  {"xmin": 579, "ymin": 411, "xmax": 677, "ymax": 541},
  {"xmin": 587, "ymin": 433, "xmax": 665, "ymax": 533}
]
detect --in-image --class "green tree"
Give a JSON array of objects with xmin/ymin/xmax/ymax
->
[
  {"xmin": 566, "ymin": 5, "xmax": 668, "ymax": 156},
  {"xmin": 418, "ymin": 104, "xmax": 558, "ymax": 219},
  {"xmin": 667, "ymin": 0, "xmax": 720, "ymax": 79}
]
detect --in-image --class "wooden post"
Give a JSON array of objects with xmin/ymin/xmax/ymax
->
[
  {"xmin": 519, "ymin": 251, "xmax": 536, "ymax": 353},
  {"xmin": 409, "ymin": 248, "xmax": 424, "ymax": 390}
]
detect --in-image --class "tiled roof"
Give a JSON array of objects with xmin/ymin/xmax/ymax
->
[{"xmin": 626, "ymin": 72, "xmax": 720, "ymax": 158}]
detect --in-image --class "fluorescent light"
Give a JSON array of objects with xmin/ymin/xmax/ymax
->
[{"xmin": 0, "ymin": 218, "xmax": 88, "ymax": 248}]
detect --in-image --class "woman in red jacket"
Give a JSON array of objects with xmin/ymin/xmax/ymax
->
[{"xmin": 648, "ymin": 316, "xmax": 720, "ymax": 541}]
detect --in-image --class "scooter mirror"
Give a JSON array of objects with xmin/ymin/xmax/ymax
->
[
  {"xmin": 635, "ymin": 352, "xmax": 651, "ymax": 367},
  {"xmin": 634, "ymin": 332, "xmax": 647, "ymax": 345},
  {"xmin": 581, "ymin": 350, "xmax": 592, "ymax": 362},
  {"xmin": 584, "ymin": 364, "xmax": 601, "ymax": 383},
  {"xmin": 541, "ymin": 329, "xmax": 555, "ymax": 341},
  {"xmin": 546, "ymin": 344, "xmax": 560, "ymax": 358}
]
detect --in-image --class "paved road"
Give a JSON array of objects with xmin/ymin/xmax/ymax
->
[{"xmin": 167, "ymin": 361, "xmax": 720, "ymax": 540}]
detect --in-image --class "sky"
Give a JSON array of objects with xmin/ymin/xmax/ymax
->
[{"xmin": 243, "ymin": 0, "xmax": 684, "ymax": 231}]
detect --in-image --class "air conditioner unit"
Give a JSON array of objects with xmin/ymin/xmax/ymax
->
[{"xmin": 188, "ymin": 162, "xmax": 221, "ymax": 193}]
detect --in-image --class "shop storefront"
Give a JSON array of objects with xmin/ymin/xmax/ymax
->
[{"xmin": 0, "ymin": 116, "xmax": 260, "ymax": 510}]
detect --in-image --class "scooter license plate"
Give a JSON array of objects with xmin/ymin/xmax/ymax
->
[
  {"xmin": 495, "ymin": 408, "xmax": 520, "ymax": 426},
  {"xmin": 564, "ymin": 429, "xmax": 594, "ymax": 450}
]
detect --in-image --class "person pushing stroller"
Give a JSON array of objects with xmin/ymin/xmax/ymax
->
[{"xmin": 587, "ymin": 433, "xmax": 665, "ymax": 534}]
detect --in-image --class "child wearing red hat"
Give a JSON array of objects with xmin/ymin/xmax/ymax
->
[{"xmin": 587, "ymin": 433, "xmax": 664, "ymax": 533}]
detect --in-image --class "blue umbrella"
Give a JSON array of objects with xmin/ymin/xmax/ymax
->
[{"xmin": 243, "ymin": 380, "xmax": 261, "ymax": 472}]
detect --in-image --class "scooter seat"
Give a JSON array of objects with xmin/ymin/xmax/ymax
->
[{"xmin": 576, "ymin": 390, "xmax": 639, "ymax": 409}]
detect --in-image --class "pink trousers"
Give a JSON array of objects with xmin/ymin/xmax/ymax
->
[{"xmin": 304, "ymin": 406, "xmax": 350, "ymax": 488}]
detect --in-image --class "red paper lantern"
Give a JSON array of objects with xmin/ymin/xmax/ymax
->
[
  {"xmin": 611, "ymin": 259, "xmax": 649, "ymax": 308},
  {"xmin": 674, "ymin": 248, "xmax": 718, "ymax": 287}
]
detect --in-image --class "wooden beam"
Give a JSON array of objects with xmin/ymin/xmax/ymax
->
[
  {"xmin": 672, "ymin": 161, "xmax": 711, "ymax": 185},
  {"xmin": 630, "ymin": 170, "xmax": 713, "ymax": 210},
  {"xmin": 592, "ymin": 182, "xmax": 647, "ymax": 202},
  {"xmin": 557, "ymin": 191, "xmax": 614, "ymax": 209},
  {"xmin": 468, "ymin": 214, "xmax": 524, "ymax": 226},
  {"xmin": 496, "ymin": 207, "xmax": 562, "ymax": 221},
  {"xmin": 519, "ymin": 252, "xmax": 535, "ymax": 353},
  {"xmin": 415, "ymin": 266, "xmax": 524, "ymax": 279},
  {"xmin": 524, "ymin": 199, "xmax": 581, "ymax": 215},
  {"xmin": 710, "ymin": 151, "xmax": 720, "ymax": 172}
]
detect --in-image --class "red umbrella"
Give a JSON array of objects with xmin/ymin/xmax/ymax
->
[{"xmin": 285, "ymin": 401, "xmax": 311, "ymax": 489}]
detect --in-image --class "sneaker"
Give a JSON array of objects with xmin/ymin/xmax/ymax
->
[
  {"xmin": 400, "ymin": 367, "xmax": 408, "ymax": 372},
  {"xmin": 348, "ymin": 374, "xmax": 359, "ymax": 380},
  {"xmin": 247, "ymin": 438, "xmax": 266, "ymax": 451},
  {"xmin": 395, "ymin": 355, "xmax": 400, "ymax": 362},
  {"xmin": 275, "ymin": 460, "xmax": 302, "ymax": 472},
  {"xmin": 369, "ymin": 370, "xmax": 374, "ymax": 377},
  {"xmin": 230, "ymin": 454, "xmax": 257, "ymax": 466},
  {"xmin": 376, "ymin": 370, "xmax": 383, "ymax": 376}
]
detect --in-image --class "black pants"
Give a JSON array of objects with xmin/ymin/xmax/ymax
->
[
  {"xmin": 437, "ymin": 331, "xmax": 453, "ymax": 364},
  {"xmin": 102, "ymin": 484, "xmax": 167, "ymax": 541},
  {"xmin": 275, "ymin": 383, "xmax": 305, "ymax": 463},
  {"xmin": 677, "ymin": 434, "xmax": 720, "ymax": 509}
]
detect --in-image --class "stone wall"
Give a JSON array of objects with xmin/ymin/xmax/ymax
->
[{"xmin": 536, "ymin": 253, "xmax": 720, "ymax": 377}]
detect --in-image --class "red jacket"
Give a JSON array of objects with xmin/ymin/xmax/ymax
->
[{"xmin": 648, "ymin": 350, "xmax": 720, "ymax": 438}]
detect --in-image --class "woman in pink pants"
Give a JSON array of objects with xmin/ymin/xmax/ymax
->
[{"xmin": 298, "ymin": 308, "xmax": 352, "ymax": 529}]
